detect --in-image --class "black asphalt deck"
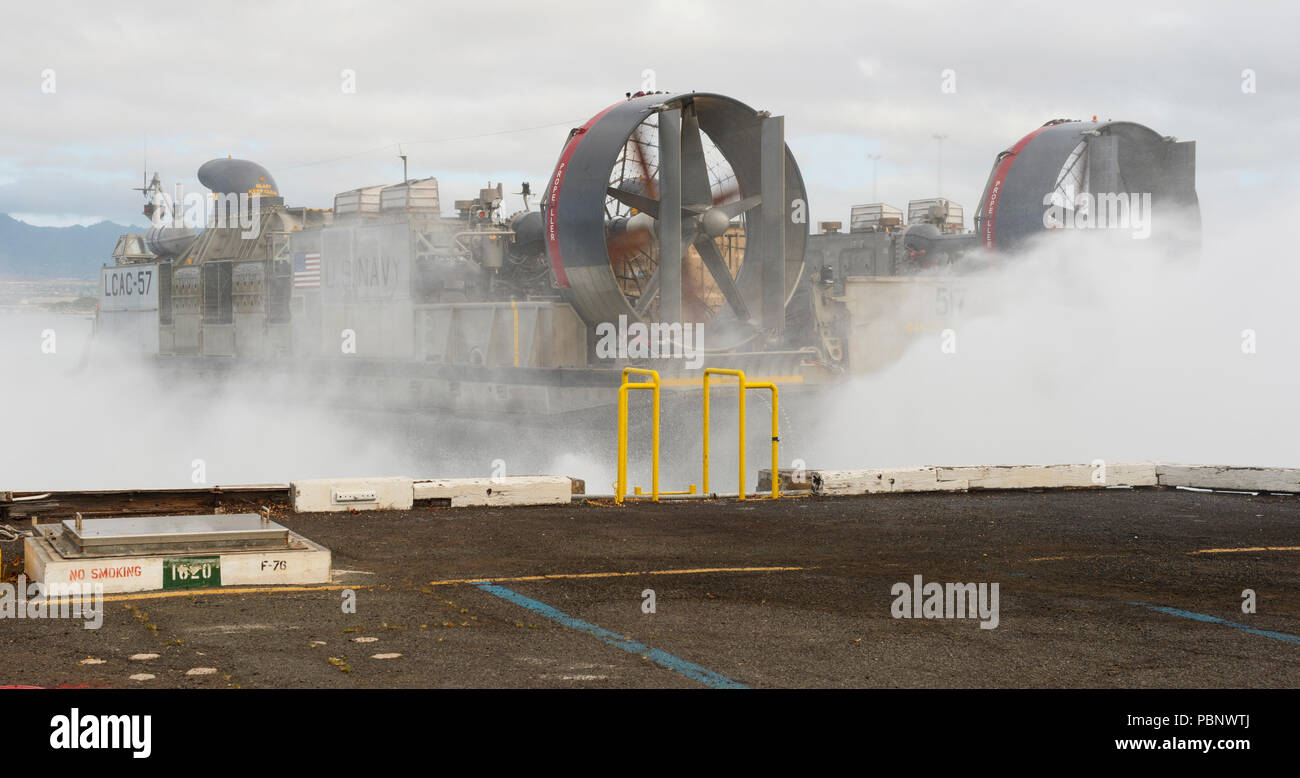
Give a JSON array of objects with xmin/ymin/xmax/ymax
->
[{"xmin": 2, "ymin": 489, "xmax": 1298, "ymax": 689}]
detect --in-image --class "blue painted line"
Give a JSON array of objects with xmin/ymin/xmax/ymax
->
[
  {"xmin": 475, "ymin": 583, "xmax": 748, "ymax": 689},
  {"xmin": 1131, "ymin": 602, "xmax": 1300, "ymax": 645}
]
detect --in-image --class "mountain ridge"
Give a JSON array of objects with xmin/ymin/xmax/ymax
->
[{"xmin": 0, "ymin": 214, "xmax": 143, "ymax": 280}]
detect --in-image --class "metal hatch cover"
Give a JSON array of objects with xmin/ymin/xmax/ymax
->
[{"xmin": 56, "ymin": 513, "xmax": 291, "ymax": 557}]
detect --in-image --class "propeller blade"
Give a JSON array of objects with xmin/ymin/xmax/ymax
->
[
  {"xmin": 713, "ymin": 181, "xmax": 739, "ymax": 205},
  {"xmin": 718, "ymin": 195, "xmax": 762, "ymax": 219},
  {"xmin": 680, "ymin": 103, "xmax": 714, "ymax": 207},
  {"xmin": 693, "ymin": 236, "xmax": 751, "ymax": 322},
  {"xmin": 606, "ymin": 187, "xmax": 660, "ymax": 218}
]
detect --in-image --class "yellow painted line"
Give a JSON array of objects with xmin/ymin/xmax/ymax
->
[
  {"xmin": 95, "ymin": 584, "xmax": 368, "ymax": 604},
  {"xmin": 1190, "ymin": 546, "xmax": 1300, "ymax": 555},
  {"xmin": 1022, "ymin": 546, "xmax": 1300, "ymax": 563},
  {"xmin": 1022, "ymin": 553, "xmax": 1124, "ymax": 563},
  {"xmin": 427, "ymin": 565, "xmax": 809, "ymax": 587}
]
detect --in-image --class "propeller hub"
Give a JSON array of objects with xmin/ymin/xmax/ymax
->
[
  {"xmin": 700, "ymin": 207, "xmax": 731, "ymax": 239},
  {"xmin": 627, "ymin": 211, "xmax": 655, "ymax": 235}
]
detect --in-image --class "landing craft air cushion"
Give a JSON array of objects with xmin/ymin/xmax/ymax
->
[{"xmin": 95, "ymin": 91, "xmax": 1199, "ymax": 416}]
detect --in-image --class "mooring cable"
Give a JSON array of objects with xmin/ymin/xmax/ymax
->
[{"xmin": 0, "ymin": 525, "xmax": 31, "ymax": 542}]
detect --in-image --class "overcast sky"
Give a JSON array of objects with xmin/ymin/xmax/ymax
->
[{"xmin": 1, "ymin": 0, "xmax": 1295, "ymax": 232}]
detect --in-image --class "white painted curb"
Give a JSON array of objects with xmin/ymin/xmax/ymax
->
[
  {"xmin": 814, "ymin": 467, "xmax": 969, "ymax": 495},
  {"xmin": 287, "ymin": 475, "xmax": 577, "ymax": 514},
  {"xmin": 763, "ymin": 463, "xmax": 1159, "ymax": 496},
  {"xmin": 1155, "ymin": 464, "xmax": 1300, "ymax": 493},
  {"xmin": 413, "ymin": 476, "xmax": 573, "ymax": 508},
  {"xmin": 291, "ymin": 477, "xmax": 414, "ymax": 513},
  {"xmin": 936, "ymin": 463, "xmax": 1158, "ymax": 490}
]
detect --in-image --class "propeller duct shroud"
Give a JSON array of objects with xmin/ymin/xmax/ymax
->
[{"xmin": 544, "ymin": 92, "xmax": 808, "ymax": 352}]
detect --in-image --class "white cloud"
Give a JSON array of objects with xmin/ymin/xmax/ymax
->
[
  {"xmin": 8, "ymin": 212, "xmax": 109, "ymax": 227},
  {"xmin": 0, "ymin": 0, "xmax": 1295, "ymax": 228}
]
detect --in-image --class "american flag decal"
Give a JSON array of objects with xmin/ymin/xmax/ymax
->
[{"xmin": 293, "ymin": 250, "xmax": 321, "ymax": 289}]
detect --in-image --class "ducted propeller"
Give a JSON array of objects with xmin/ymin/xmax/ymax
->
[{"xmin": 545, "ymin": 92, "xmax": 806, "ymax": 352}]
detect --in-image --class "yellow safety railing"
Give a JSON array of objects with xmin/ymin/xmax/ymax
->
[
  {"xmin": 747, "ymin": 381, "xmax": 780, "ymax": 501},
  {"xmin": 703, "ymin": 368, "xmax": 780, "ymax": 500},
  {"xmin": 617, "ymin": 366, "xmax": 779, "ymax": 503},
  {"xmin": 616, "ymin": 368, "xmax": 660, "ymax": 504}
]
